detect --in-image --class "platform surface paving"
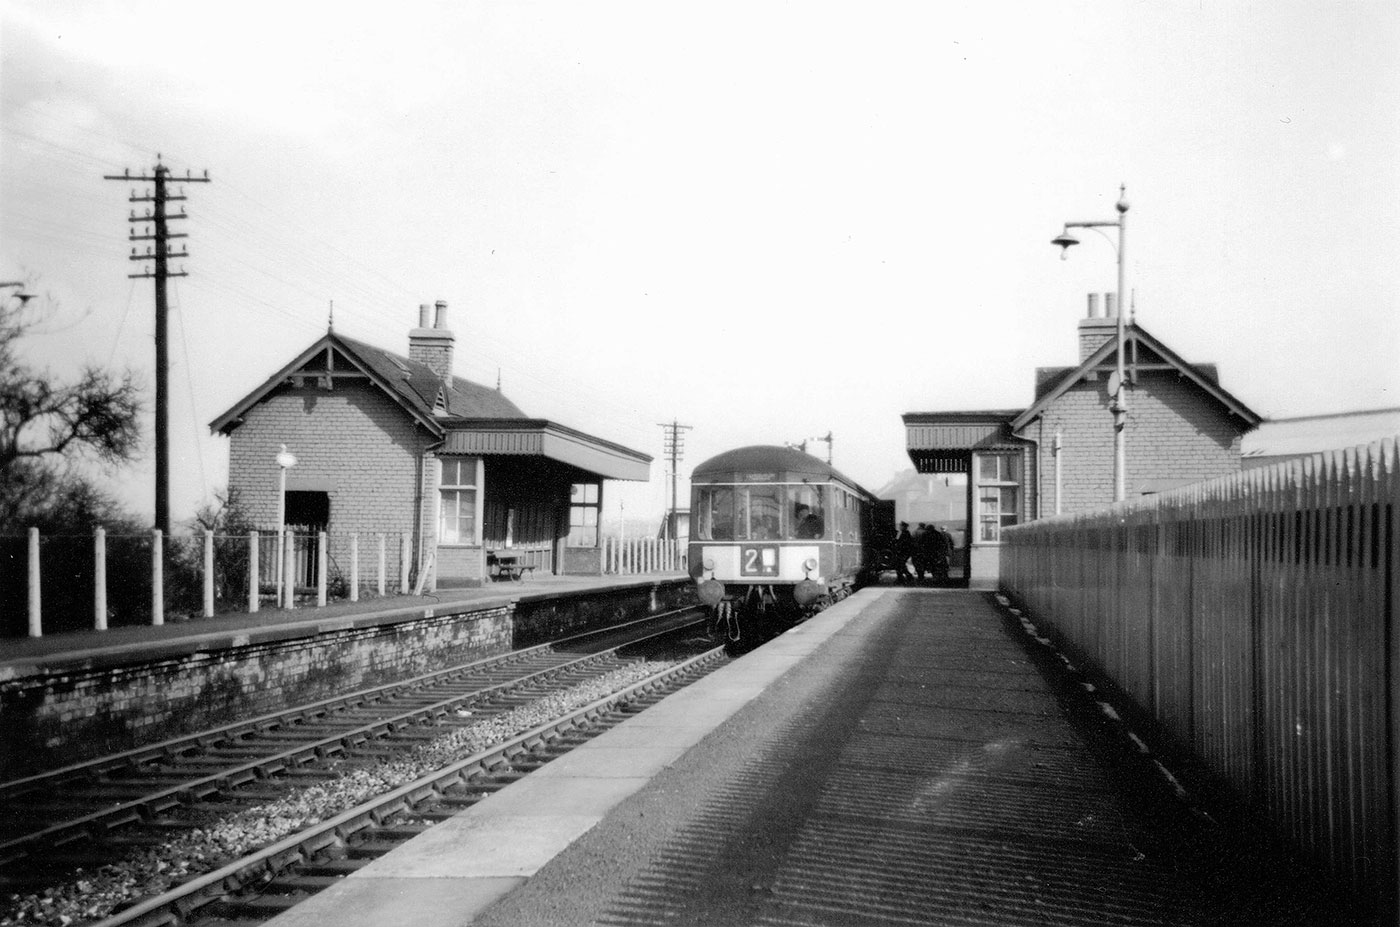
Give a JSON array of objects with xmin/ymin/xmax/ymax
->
[{"xmin": 268, "ymin": 588, "xmax": 1356, "ymax": 927}]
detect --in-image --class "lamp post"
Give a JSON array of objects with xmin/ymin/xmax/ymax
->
[
  {"xmin": 1051, "ymin": 184, "xmax": 1130, "ymax": 503},
  {"xmin": 275, "ymin": 444, "xmax": 297, "ymax": 594}
]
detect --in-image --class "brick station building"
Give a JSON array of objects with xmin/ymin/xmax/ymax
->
[
  {"xmin": 904, "ymin": 294, "xmax": 1262, "ymax": 585},
  {"xmin": 211, "ymin": 302, "xmax": 651, "ymax": 591}
]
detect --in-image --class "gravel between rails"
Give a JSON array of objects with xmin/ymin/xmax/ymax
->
[{"xmin": 0, "ymin": 660, "xmax": 678, "ymax": 927}]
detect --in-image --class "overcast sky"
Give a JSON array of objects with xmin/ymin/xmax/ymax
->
[{"xmin": 3, "ymin": 1, "xmax": 1397, "ymax": 528}]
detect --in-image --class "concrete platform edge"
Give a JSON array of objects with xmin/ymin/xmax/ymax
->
[{"xmin": 264, "ymin": 588, "xmax": 887, "ymax": 926}]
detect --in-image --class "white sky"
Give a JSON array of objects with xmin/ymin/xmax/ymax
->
[{"xmin": 3, "ymin": 1, "xmax": 1398, "ymax": 528}]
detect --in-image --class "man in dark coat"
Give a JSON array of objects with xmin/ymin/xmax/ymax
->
[
  {"xmin": 914, "ymin": 523, "xmax": 935, "ymax": 583},
  {"xmin": 893, "ymin": 522, "xmax": 914, "ymax": 584},
  {"xmin": 932, "ymin": 525, "xmax": 953, "ymax": 584}
]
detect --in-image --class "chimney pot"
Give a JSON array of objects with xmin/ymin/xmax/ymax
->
[
  {"xmin": 1104, "ymin": 292, "xmax": 1117, "ymax": 317},
  {"xmin": 1086, "ymin": 293, "xmax": 1100, "ymax": 319},
  {"xmin": 409, "ymin": 301, "xmax": 455, "ymax": 386}
]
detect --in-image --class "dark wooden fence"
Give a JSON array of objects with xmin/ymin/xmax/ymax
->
[{"xmin": 1000, "ymin": 439, "xmax": 1398, "ymax": 915}]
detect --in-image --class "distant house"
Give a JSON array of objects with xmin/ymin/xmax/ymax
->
[
  {"xmin": 211, "ymin": 302, "xmax": 651, "ymax": 590},
  {"xmin": 904, "ymin": 294, "xmax": 1262, "ymax": 586},
  {"xmin": 1241, "ymin": 407, "xmax": 1400, "ymax": 469},
  {"xmin": 875, "ymin": 470, "xmax": 968, "ymax": 547}
]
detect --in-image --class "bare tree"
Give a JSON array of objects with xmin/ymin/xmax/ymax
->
[{"xmin": 0, "ymin": 288, "xmax": 143, "ymax": 526}]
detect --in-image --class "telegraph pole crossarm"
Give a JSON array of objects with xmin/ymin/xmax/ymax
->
[
  {"xmin": 104, "ymin": 156, "xmax": 212, "ymax": 534},
  {"xmin": 657, "ymin": 420, "xmax": 693, "ymax": 544}
]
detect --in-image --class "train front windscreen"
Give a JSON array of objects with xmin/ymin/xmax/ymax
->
[{"xmin": 693, "ymin": 484, "xmax": 828, "ymax": 541}]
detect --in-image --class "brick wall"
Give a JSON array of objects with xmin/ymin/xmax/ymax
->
[
  {"xmin": 0, "ymin": 605, "xmax": 511, "ymax": 780},
  {"xmin": 513, "ymin": 579, "xmax": 697, "ymax": 648},
  {"xmin": 1031, "ymin": 371, "xmax": 1243, "ymax": 515},
  {"xmin": 228, "ymin": 384, "xmax": 435, "ymax": 593}
]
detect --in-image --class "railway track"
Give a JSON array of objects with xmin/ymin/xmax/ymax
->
[{"xmin": 0, "ymin": 608, "xmax": 717, "ymax": 924}]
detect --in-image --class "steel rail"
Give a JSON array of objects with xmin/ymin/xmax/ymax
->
[
  {"xmin": 0, "ymin": 605, "xmax": 699, "ymax": 800},
  {"xmin": 88, "ymin": 644, "xmax": 727, "ymax": 927},
  {"xmin": 0, "ymin": 608, "xmax": 706, "ymax": 863}
]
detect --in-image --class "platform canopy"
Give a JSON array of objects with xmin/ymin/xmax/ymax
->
[
  {"xmin": 440, "ymin": 419, "xmax": 652, "ymax": 482},
  {"xmin": 902, "ymin": 411, "xmax": 1027, "ymax": 473}
]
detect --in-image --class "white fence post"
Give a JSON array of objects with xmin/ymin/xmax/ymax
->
[
  {"xmin": 282, "ymin": 528, "xmax": 295, "ymax": 609},
  {"xmin": 151, "ymin": 528, "xmax": 164, "ymax": 626},
  {"xmin": 317, "ymin": 530, "xmax": 328, "ymax": 607},
  {"xmin": 94, "ymin": 527, "xmax": 107, "ymax": 631},
  {"xmin": 203, "ymin": 529, "xmax": 215, "ymax": 618},
  {"xmin": 399, "ymin": 533, "xmax": 411, "ymax": 594},
  {"xmin": 349, "ymin": 533, "xmax": 360, "ymax": 602},
  {"xmin": 377, "ymin": 533, "xmax": 386, "ymax": 596},
  {"xmin": 27, "ymin": 527, "xmax": 41, "ymax": 638},
  {"xmin": 248, "ymin": 530, "xmax": 259, "ymax": 614}
]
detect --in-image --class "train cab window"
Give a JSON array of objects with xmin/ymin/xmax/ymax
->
[
  {"xmin": 695, "ymin": 487, "xmax": 736, "ymax": 540},
  {"xmin": 787, "ymin": 485, "xmax": 827, "ymax": 539},
  {"xmin": 742, "ymin": 486, "xmax": 785, "ymax": 540}
]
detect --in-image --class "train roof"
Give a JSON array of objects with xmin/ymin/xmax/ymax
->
[{"xmin": 691, "ymin": 445, "xmax": 874, "ymax": 497}]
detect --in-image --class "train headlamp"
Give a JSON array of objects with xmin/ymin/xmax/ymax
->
[
  {"xmin": 803, "ymin": 557, "xmax": 818, "ymax": 574},
  {"xmin": 702, "ymin": 557, "xmax": 716, "ymax": 572}
]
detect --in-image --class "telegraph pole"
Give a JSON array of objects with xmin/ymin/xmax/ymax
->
[
  {"xmin": 657, "ymin": 420, "xmax": 692, "ymax": 543},
  {"xmin": 105, "ymin": 156, "xmax": 211, "ymax": 534}
]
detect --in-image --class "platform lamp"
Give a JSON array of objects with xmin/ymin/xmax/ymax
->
[
  {"xmin": 1051, "ymin": 184, "xmax": 1130, "ymax": 502},
  {"xmin": 275, "ymin": 444, "xmax": 297, "ymax": 596}
]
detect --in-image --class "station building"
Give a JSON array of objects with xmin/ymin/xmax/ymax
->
[
  {"xmin": 211, "ymin": 302, "xmax": 651, "ymax": 590},
  {"xmin": 904, "ymin": 294, "xmax": 1262, "ymax": 585}
]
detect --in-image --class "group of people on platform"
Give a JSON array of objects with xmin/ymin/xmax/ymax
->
[{"xmin": 891, "ymin": 520, "xmax": 955, "ymax": 585}]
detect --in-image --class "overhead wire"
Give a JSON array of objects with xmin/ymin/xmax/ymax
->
[
  {"xmin": 6, "ymin": 105, "xmax": 669, "ymax": 457},
  {"xmin": 169, "ymin": 278, "xmax": 209, "ymax": 498}
]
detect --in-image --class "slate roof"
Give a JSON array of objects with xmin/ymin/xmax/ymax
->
[
  {"xmin": 210, "ymin": 331, "xmax": 524, "ymax": 436},
  {"xmin": 334, "ymin": 334, "xmax": 525, "ymax": 421}
]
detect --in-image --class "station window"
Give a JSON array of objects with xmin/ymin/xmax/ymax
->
[
  {"xmin": 976, "ymin": 453, "xmax": 1021, "ymax": 543},
  {"xmin": 439, "ymin": 457, "xmax": 478, "ymax": 545},
  {"xmin": 568, "ymin": 483, "xmax": 600, "ymax": 547}
]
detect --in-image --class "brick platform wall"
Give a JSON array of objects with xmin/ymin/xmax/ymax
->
[
  {"xmin": 513, "ymin": 580, "xmax": 698, "ymax": 648},
  {"xmin": 0, "ymin": 606, "xmax": 510, "ymax": 780}
]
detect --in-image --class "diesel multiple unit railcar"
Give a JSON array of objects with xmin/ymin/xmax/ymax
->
[{"xmin": 688, "ymin": 445, "xmax": 892, "ymax": 641}]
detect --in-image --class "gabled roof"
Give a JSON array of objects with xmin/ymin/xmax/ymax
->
[
  {"xmin": 209, "ymin": 331, "xmax": 524, "ymax": 436},
  {"xmin": 209, "ymin": 330, "xmax": 653, "ymax": 481},
  {"xmin": 1011, "ymin": 322, "xmax": 1261, "ymax": 432}
]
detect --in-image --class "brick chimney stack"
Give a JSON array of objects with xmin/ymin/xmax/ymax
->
[
  {"xmin": 409, "ymin": 300, "xmax": 455, "ymax": 385},
  {"xmin": 1078, "ymin": 291, "xmax": 1118, "ymax": 361}
]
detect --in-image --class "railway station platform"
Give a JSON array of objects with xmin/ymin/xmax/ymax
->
[
  {"xmin": 0, "ymin": 573, "xmax": 694, "ymax": 782},
  {"xmin": 0, "ymin": 572, "xmax": 689, "ymax": 676},
  {"xmin": 265, "ymin": 587, "xmax": 1357, "ymax": 927}
]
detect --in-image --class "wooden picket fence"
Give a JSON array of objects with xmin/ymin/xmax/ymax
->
[
  {"xmin": 601, "ymin": 536, "xmax": 685, "ymax": 575},
  {"xmin": 13, "ymin": 529, "xmax": 415, "ymax": 636},
  {"xmin": 1000, "ymin": 438, "xmax": 1399, "ymax": 916}
]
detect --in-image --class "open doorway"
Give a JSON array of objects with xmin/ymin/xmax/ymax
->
[{"xmin": 283, "ymin": 491, "xmax": 329, "ymax": 588}]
